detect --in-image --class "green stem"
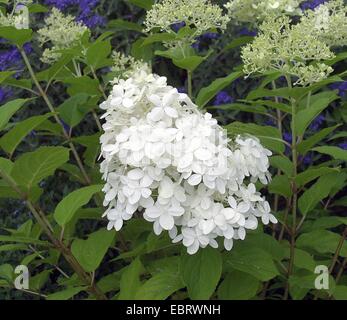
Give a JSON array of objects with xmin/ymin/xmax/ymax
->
[
  {"xmin": 271, "ymin": 80, "xmax": 282, "ymax": 229},
  {"xmin": 284, "ymin": 75, "xmax": 298, "ymax": 300},
  {"xmin": 19, "ymin": 47, "xmax": 92, "ymax": 185},
  {"xmin": 187, "ymin": 70, "xmax": 193, "ymax": 99},
  {"xmin": 0, "ymin": 168, "xmax": 107, "ymax": 300}
]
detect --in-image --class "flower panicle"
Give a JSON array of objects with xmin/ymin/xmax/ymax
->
[{"xmin": 99, "ymin": 68, "xmax": 275, "ymax": 254}]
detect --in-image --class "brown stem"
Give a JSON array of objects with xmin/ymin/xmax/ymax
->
[
  {"xmin": 0, "ymin": 169, "xmax": 107, "ymax": 300},
  {"xmin": 19, "ymin": 48, "xmax": 92, "ymax": 185}
]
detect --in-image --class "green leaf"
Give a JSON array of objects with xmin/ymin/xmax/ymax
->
[
  {"xmin": 86, "ymin": 40, "xmax": 112, "ymax": 70},
  {"xmin": 196, "ymin": 71, "xmax": 242, "ymax": 108},
  {"xmin": 295, "ymin": 167, "xmax": 340, "ymax": 187},
  {"xmin": 218, "ymin": 270, "xmax": 259, "ymax": 300},
  {"xmin": 73, "ymin": 133, "xmax": 101, "ymax": 167},
  {"xmin": 269, "ymin": 175, "xmax": 292, "ymax": 197},
  {"xmin": 224, "ymin": 36, "xmax": 254, "ymax": 51},
  {"xmin": 28, "ymin": 3, "xmax": 49, "ymax": 13},
  {"xmin": 297, "ymin": 125, "xmax": 340, "ymax": 155},
  {"xmin": 57, "ymin": 93, "xmax": 91, "ymax": 127},
  {"xmin": 293, "ymin": 249, "xmax": 316, "ymax": 271},
  {"xmin": 242, "ymin": 233, "xmax": 287, "ymax": 262},
  {"xmin": 54, "ymin": 185, "xmax": 102, "ymax": 226},
  {"xmin": 312, "ymin": 146, "xmax": 347, "ymax": 161},
  {"xmin": 131, "ymin": 37, "xmax": 154, "ymax": 62},
  {"xmin": 11, "ymin": 146, "xmax": 69, "ymax": 191},
  {"xmin": 143, "ymin": 33, "xmax": 176, "ymax": 46},
  {"xmin": 0, "ymin": 99, "xmax": 30, "ymax": 131},
  {"xmin": 225, "ymin": 122, "xmax": 284, "ymax": 153},
  {"xmin": 270, "ymin": 155, "xmax": 293, "ymax": 177},
  {"xmin": 155, "ymin": 47, "xmax": 212, "ymax": 72},
  {"xmin": 107, "ymin": 19, "xmax": 143, "ymax": 32},
  {"xmin": 225, "ymin": 247, "xmax": 279, "ymax": 281},
  {"xmin": 298, "ymin": 173, "xmax": 340, "ymax": 215},
  {"xmin": 37, "ymin": 54, "xmax": 73, "ymax": 83},
  {"xmin": 310, "ymin": 216, "xmax": 347, "ymax": 230},
  {"xmin": 294, "ymin": 91, "xmax": 339, "ymax": 136},
  {"xmin": 0, "ymin": 244, "xmax": 27, "ymax": 252},
  {"xmin": 208, "ymin": 102, "xmax": 267, "ymax": 116},
  {"xmin": 0, "ymin": 157, "xmax": 13, "ymax": 175},
  {"xmin": 0, "ymin": 71, "xmax": 15, "ymax": 84},
  {"xmin": 64, "ymin": 76, "xmax": 100, "ymax": 96},
  {"xmin": 247, "ymin": 87, "xmax": 301, "ymax": 101},
  {"xmin": 135, "ymin": 262, "xmax": 184, "ymax": 300},
  {"xmin": 172, "ymin": 56, "xmax": 207, "ymax": 72},
  {"xmin": 71, "ymin": 229, "xmax": 115, "ymax": 273},
  {"xmin": 333, "ymin": 286, "xmax": 347, "ymax": 300},
  {"xmin": 0, "ymin": 26, "xmax": 32, "ymax": 47},
  {"xmin": 180, "ymin": 247, "xmax": 222, "ymax": 300},
  {"xmin": 0, "ymin": 235, "xmax": 49, "ymax": 246},
  {"xmin": 97, "ymin": 271, "xmax": 122, "ymax": 293},
  {"xmin": 0, "ymin": 264, "xmax": 13, "ymax": 283},
  {"xmin": 128, "ymin": 0, "xmax": 154, "ymax": 10},
  {"xmin": 246, "ymin": 99, "xmax": 292, "ymax": 113},
  {"xmin": 30, "ymin": 270, "xmax": 51, "ymax": 291},
  {"xmin": 46, "ymin": 286, "xmax": 86, "ymax": 300},
  {"xmin": 297, "ymin": 230, "xmax": 347, "ymax": 257},
  {"xmin": 0, "ymin": 113, "xmax": 52, "ymax": 155},
  {"xmin": 119, "ymin": 257, "xmax": 143, "ymax": 300}
]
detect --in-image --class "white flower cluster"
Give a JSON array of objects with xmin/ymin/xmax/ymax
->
[
  {"xmin": 37, "ymin": 8, "xmax": 89, "ymax": 64},
  {"xmin": 144, "ymin": 0, "xmax": 230, "ymax": 46},
  {"xmin": 99, "ymin": 69, "xmax": 275, "ymax": 254},
  {"xmin": 225, "ymin": 0, "xmax": 304, "ymax": 25},
  {"xmin": 300, "ymin": 0, "xmax": 347, "ymax": 47},
  {"xmin": 0, "ymin": 1, "xmax": 32, "ymax": 29}
]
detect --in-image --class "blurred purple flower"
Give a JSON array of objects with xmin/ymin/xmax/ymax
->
[
  {"xmin": 192, "ymin": 32, "xmax": 219, "ymax": 51},
  {"xmin": 44, "ymin": 0, "xmax": 78, "ymax": 10},
  {"xmin": 283, "ymin": 132, "xmax": 292, "ymax": 144},
  {"xmin": 309, "ymin": 114, "xmax": 325, "ymax": 131},
  {"xmin": 330, "ymin": 81, "xmax": 347, "ymax": 97},
  {"xmin": 0, "ymin": 47, "xmax": 22, "ymax": 71},
  {"xmin": 265, "ymin": 119, "xmax": 276, "ymax": 127},
  {"xmin": 61, "ymin": 119, "xmax": 71, "ymax": 133},
  {"xmin": 0, "ymin": 87, "xmax": 13, "ymax": 104},
  {"xmin": 338, "ymin": 142, "xmax": 347, "ymax": 150},
  {"xmin": 239, "ymin": 28, "xmax": 257, "ymax": 37},
  {"xmin": 214, "ymin": 91, "xmax": 233, "ymax": 106},
  {"xmin": 300, "ymin": 0, "xmax": 327, "ymax": 10},
  {"xmin": 300, "ymin": 153, "xmax": 314, "ymax": 166},
  {"xmin": 177, "ymin": 87, "xmax": 187, "ymax": 93},
  {"xmin": 171, "ymin": 21, "xmax": 186, "ymax": 32},
  {"xmin": 44, "ymin": 0, "xmax": 105, "ymax": 28},
  {"xmin": 77, "ymin": 13, "xmax": 106, "ymax": 28}
]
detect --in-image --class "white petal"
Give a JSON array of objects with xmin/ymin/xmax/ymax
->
[
  {"xmin": 224, "ymin": 238, "xmax": 233, "ymax": 251},
  {"xmin": 127, "ymin": 168, "xmax": 144, "ymax": 180},
  {"xmin": 159, "ymin": 214, "xmax": 174, "ymax": 230},
  {"xmin": 194, "ymin": 148, "xmax": 212, "ymax": 161},
  {"xmin": 164, "ymin": 106, "xmax": 178, "ymax": 118},
  {"xmin": 187, "ymin": 174, "xmax": 202, "ymax": 186}
]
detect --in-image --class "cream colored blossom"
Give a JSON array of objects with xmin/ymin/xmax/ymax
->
[
  {"xmin": 37, "ymin": 8, "xmax": 89, "ymax": 64},
  {"xmin": 144, "ymin": 0, "xmax": 229, "ymax": 46},
  {"xmin": 225, "ymin": 0, "xmax": 304, "ymax": 25},
  {"xmin": 111, "ymin": 51, "xmax": 150, "ymax": 80},
  {"xmin": 300, "ymin": 0, "xmax": 347, "ymax": 47},
  {"xmin": 241, "ymin": 10, "xmax": 339, "ymax": 86}
]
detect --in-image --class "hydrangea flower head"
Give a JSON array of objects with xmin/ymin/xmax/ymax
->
[
  {"xmin": 225, "ymin": 0, "xmax": 304, "ymax": 25},
  {"xmin": 99, "ymin": 68, "xmax": 275, "ymax": 254},
  {"xmin": 144, "ymin": 0, "xmax": 230, "ymax": 47},
  {"xmin": 37, "ymin": 8, "xmax": 89, "ymax": 64}
]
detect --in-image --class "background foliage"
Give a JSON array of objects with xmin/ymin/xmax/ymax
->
[{"xmin": 0, "ymin": 0, "xmax": 347, "ymax": 300}]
